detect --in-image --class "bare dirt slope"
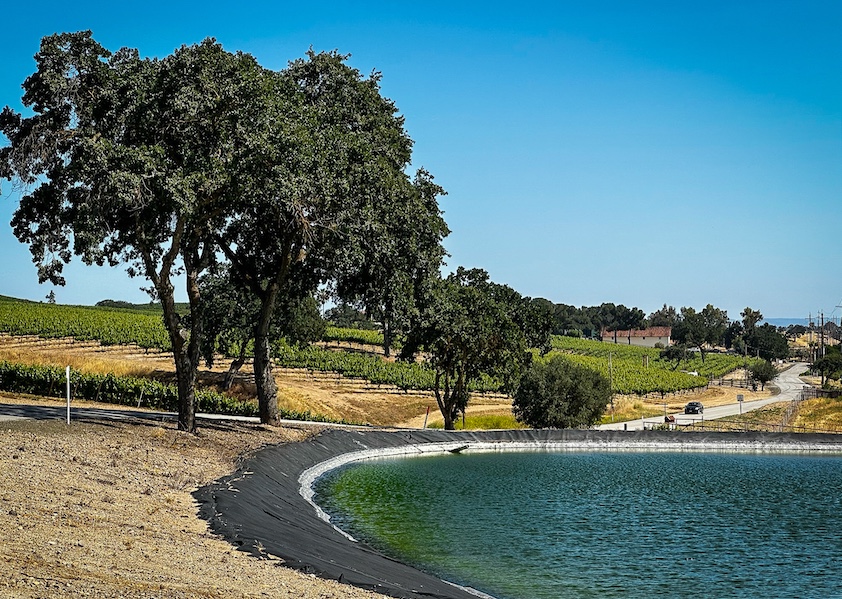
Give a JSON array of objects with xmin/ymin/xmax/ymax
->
[{"xmin": 0, "ymin": 398, "xmax": 388, "ymax": 599}]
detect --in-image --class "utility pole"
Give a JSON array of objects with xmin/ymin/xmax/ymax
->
[
  {"xmin": 820, "ymin": 311, "xmax": 826, "ymax": 386},
  {"xmin": 820, "ymin": 311, "xmax": 825, "ymax": 359},
  {"xmin": 608, "ymin": 352, "xmax": 614, "ymax": 422}
]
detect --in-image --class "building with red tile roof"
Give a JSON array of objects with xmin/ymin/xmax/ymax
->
[{"xmin": 601, "ymin": 327, "xmax": 671, "ymax": 348}]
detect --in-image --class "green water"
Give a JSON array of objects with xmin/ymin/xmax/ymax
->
[{"xmin": 313, "ymin": 451, "xmax": 842, "ymax": 599}]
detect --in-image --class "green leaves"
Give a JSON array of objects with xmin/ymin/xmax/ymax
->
[
  {"xmin": 402, "ymin": 268, "xmax": 530, "ymax": 428},
  {"xmin": 513, "ymin": 356, "xmax": 610, "ymax": 429}
]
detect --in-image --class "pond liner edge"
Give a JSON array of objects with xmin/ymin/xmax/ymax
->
[{"xmin": 192, "ymin": 428, "xmax": 842, "ymax": 599}]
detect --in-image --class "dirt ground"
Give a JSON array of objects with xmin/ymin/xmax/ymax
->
[{"xmin": 0, "ymin": 392, "xmax": 389, "ymax": 599}]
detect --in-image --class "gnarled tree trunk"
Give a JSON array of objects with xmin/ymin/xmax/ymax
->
[{"xmin": 253, "ymin": 283, "xmax": 281, "ymax": 424}]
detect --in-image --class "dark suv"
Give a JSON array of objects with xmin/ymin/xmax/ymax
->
[{"xmin": 684, "ymin": 401, "xmax": 704, "ymax": 414}]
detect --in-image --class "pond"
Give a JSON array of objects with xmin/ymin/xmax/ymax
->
[{"xmin": 313, "ymin": 451, "xmax": 842, "ymax": 599}]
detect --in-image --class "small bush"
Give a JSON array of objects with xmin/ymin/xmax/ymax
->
[{"xmin": 513, "ymin": 356, "xmax": 611, "ymax": 428}]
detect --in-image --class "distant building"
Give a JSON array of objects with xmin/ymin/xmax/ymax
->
[{"xmin": 601, "ymin": 327, "xmax": 671, "ymax": 348}]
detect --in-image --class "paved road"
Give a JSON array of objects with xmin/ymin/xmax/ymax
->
[{"xmin": 598, "ymin": 362, "xmax": 811, "ymax": 431}]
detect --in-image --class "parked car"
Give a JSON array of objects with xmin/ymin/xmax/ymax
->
[{"xmin": 684, "ymin": 401, "xmax": 704, "ymax": 414}]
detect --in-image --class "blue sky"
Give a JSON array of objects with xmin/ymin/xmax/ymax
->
[{"xmin": 1, "ymin": 1, "xmax": 840, "ymax": 320}]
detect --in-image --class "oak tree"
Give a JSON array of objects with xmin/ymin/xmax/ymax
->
[
  {"xmin": 1, "ymin": 32, "xmax": 263, "ymax": 431},
  {"xmin": 513, "ymin": 356, "xmax": 610, "ymax": 429},
  {"xmin": 401, "ymin": 268, "xmax": 530, "ymax": 430},
  {"xmin": 216, "ymin": 51, "xmax": 439, "ymax": 422}
]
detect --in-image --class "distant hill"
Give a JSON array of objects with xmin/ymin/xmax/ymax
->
[
  {"xmin": 95, "ymin": 299, "xmax": 171, "ymax": 314},
  {"xmin": 0, "ymin": 294, "xmax": 36, "ymax": 303},
  {"xmin": 765, "ymin": 318, "xmax": 811, "ymax": 328},
  {"xmin": 0, "ymin": 294, "xmax": 188, "ymax": 314},
  {"xmin": 94, "ymin": 299, "xmax": 190, "ymax": 314}
]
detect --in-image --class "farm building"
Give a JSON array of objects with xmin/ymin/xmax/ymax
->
[{"xmin": 601, "ymin": 327, "xmax": 671, "ymax": 348}]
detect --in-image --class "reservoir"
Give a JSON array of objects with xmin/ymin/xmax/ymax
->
[{"xmin": 314, "ymin": 450, "xmax": 842, "ymax": 599}]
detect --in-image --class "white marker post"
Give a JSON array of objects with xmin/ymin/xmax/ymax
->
[
  {"xmin": 737, "ymin": 393, "xmax": 744, "ymax": 415},
  {"xmin": 66, "ymin": 366, "xmax": 71, "ymax": 425}
]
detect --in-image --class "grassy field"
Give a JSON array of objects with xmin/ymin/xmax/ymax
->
[{"xmin": 427, "ymin": 412, "xmax": 526, "ymax": 430}]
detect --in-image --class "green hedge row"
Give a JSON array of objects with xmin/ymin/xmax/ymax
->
[
  {"xmin": 0, "ymin": 360, "xmax": 257, "ymax": 416},
  {"xmin": 0, "ymin": 360, "xmax": 359, "ymax": 424}
]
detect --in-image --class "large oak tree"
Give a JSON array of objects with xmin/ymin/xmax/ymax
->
[
  {"xmin": 2, "ymin": 34, "xmax": 444, "ymax": 429},
  {"xmin": 216, "ymin": 51, "xmax": 444, "ymax": 423},
  {"xmin": 1, "ymin": 32, "xmax": 263, "ymax": 431}
]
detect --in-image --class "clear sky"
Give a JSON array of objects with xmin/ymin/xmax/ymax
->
[{"xmin": 1, "ymin": 1, "xmax": 840, "ymax": 320}]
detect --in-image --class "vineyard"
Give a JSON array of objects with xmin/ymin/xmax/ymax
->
[
  {"xmin": 323, "ymin": 326, "xmax": 391, "ymax": 348},
  {"xmin": 0, "ymin": 298, "xmax": 498, "ymax": 394},
  {"xmin": 0, "ymin": 297, "xmax": 753, "ymax": 402},
  {"xmin": 274, "ymin": 343, "xmax": 500, "ymax": 393},
  {"xmin": 547, "ymin": 336, "xmax": 758, "ymax": 396},
  {"xmin": 0, "ymin": 296, "xmax": 170, "ymax": 351}
]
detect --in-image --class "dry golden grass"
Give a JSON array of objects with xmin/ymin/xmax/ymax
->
[
  {"xmin": 0, "ymin": 335, "xmax": 163, "ymax": 378},
  {"xmin": 793, "ymin": 397, "xmax": 842, "ymax": 431},
  {"xmin": 397, "ymin": 395, "xmax": 514, "ymax": 428},
  {"xmin": 601, "ymin": 396, "xmax": 663, "ymax": 423}
]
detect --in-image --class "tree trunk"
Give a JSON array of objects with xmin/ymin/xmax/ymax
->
[
  {"xmin": 253, "ymin": 333, "xmax": 279, "ymax": 423},
  {"xmin": 158, "ymin": 274, "xmax": 199, "ymax": 433},
  {"xmin": 173, "ymin": 349, "xmax": 198, "ymax": 431},
  {"xmin": 223, "ymin": 344, "xmax": 247, "ymax": 391},
  {"xmin": 435, "ymin": 370, "xmax": 457, "ymax": 431},
  {"xmin": 441, "ymin": 402, "xmax": 455, "ymax": 430},
  {"xmin": 382, "ymin": 317, "xmax": 392, "ymax": 358},
  {"xmin": 253, "ymin": 285, "xmax": 281, "ymax": 424}
]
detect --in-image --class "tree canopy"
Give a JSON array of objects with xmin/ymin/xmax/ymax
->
[
  {"xmin": 747, "ymin": 360, "xmax": 777, "ymax": 391},
  {"xmin": 401, "ymin": 268, "xmax": 531, "ymax": 430},
  {"xmin": 813, "ymin": 346, "xmax": 842, "ymax": 386},
  {"xmin": 333, "ymin": 168, "xmax": 449, "ymax": 357},
  {"xmin": 213, "ymin": 50, "xmax": 443, "ymax": 422},
  {"xmin": 1, "ymin": 32, "xmax": 267, "ymax": 430},
  {"xmin": 1, "ymin": 32, "xmax": 445, "ymax": 429},
  {"xmin": 671, "ymin": 304, "xmax": 729, "ymax": 362},
  {"xmin": 647, "ymin": 304, "xmax": 678, "ymax": 328},
  {"xmin": 745, "ymin": 323, "xmax": 789, "ymax": 362}
]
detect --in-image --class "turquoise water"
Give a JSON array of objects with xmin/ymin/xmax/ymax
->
[{"xmin": 313, "ymin": 451, "xmax": 842, "ymax": 599}]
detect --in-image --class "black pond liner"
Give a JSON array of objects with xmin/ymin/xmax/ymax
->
[{"xmin": 193, "ymin": 428, "xmax": 842, "ymax": 599}]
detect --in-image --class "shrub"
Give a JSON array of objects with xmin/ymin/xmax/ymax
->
[{"xmin": 513, "ymin": 356, "xmax": 610, "ymax": 428}]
